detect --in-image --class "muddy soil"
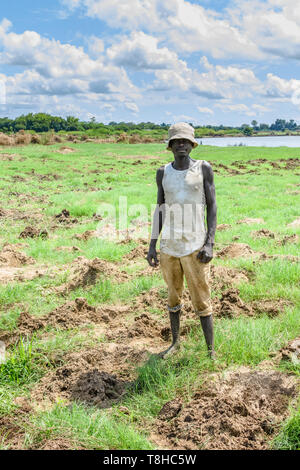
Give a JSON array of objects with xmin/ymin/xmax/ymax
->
[
  {"xmin": 154, "ymin": 367, "xmax": 298, "ymax": 450},
  {"xmin": 216, "ymin": 243, "xmax": 257, "ymax": 259},
  {"xmin": 0, "ymin": 243, "xmax": 35, "ymax": 267},
  {"xmin": 0, "ymin": 243, "xmax": 49, "ymax": 284},
  {"xmin": 54, "ymin": 209, "xmax": 78, "ymax": 225},
  {"xmin": 31, "ymin": 344, "xmax": 151, "ymax": 406}
]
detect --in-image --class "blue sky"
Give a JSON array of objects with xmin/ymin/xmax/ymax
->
[{"xmin": 1, "ymin": 0, "xmax": 300, "ymax": 125}]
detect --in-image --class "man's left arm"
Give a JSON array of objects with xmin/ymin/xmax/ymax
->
[{"xmin": 197, "ymin": 161, "xmax": 217, "ymax": 263}]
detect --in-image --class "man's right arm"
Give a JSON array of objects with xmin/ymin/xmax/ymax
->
[{"xmin": 147, "ymin": 166, "xmax": 165, "ymax": 267}]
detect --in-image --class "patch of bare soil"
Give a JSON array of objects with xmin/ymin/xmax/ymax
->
[
  {"xmin": 287, "ymin": 218, "xmax": 300, "ymax": 228},
  {"xmin": 0, "ymin": 300, "xmax": 132, "ymax": 347},
  {"xmin": 19, "ymin": 226, "xmax": 48, "ymax": 239},
  {"xmin": 155, "ymin": 367, "xmax": 298, "ymax": 450},
  {"xmin": 0, "ymin": 243, "xmax": 48, "ymax": 284},
  {"xmin": 0, "ymin": 400, "xmax": 32, "ymax": 449},
  {"xmin": 217, "ymin": 224, "xmax": 232, "ymax": 231},
  {"xmin": 0, "ymin": 153, "xmax": 20, "ymax": 161},
  {"xmin": 277, "ymin": 337, "xmax": 300, "ymax": 365},
  {"xmin": 0, "ymin": 243, "xmax": 35, "ymax": 267},
  {"xmin": 55, "ymin": 256, "xmax": 130, "ymax": 294},
  {"xmin": 33, "ymin": 438, "xmax": 82, "ymax": 450},
  {"xmin": 57, "ymin": 146, "xmax": 76, "ymax": 154},
  {"xmin": 237, "ymin": 218, "xmax": 265, "ymax": 225},
  {"xmin": 31, "ymin": 345, "xmax": 150, "ymax": 405}
]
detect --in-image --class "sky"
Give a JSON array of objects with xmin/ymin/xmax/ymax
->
[{"xmin": 1, "ymin": 0, "xmax": 300, "ymax": 125}]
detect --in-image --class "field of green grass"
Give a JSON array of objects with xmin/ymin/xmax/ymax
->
[{"xmin": 0, "ymin": 142, "xmax": 299, "ymax": 450}]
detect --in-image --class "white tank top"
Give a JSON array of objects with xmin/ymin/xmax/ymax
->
[{"xmin": 160, "ymin": 160, "xmax": 207, "ymax": 257}]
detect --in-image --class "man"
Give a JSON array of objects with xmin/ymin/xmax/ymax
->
[{"xmin": 147, "ymin": 122, "xmax": 217, "ymax": 359}]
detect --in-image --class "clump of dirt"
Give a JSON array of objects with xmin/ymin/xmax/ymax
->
[
  {"xmin": 19, "ymin": 226, "xmax": 48, "ymax": 239},
  {"xmin": 277, "ymin": 234, "xmax": 299, "ymax": 245},
  {"xmin": 159, "ymin": 400, "xmax": 183, "ymax": 420},
  {"xmin": 124, "ymin": 245, "xmax": 149, "ymax": 260},
  {"xmin": 56, "ymin": 256, "xmax": 129, "ymax": 294},
  {"xmin": 237, "ymin": 218, "xmax": 265, "ymax": 225},
  {"xmin": 0, "ymin": 243, "xmax": 35, "ymax": 267},
  {"xmin": 217, "ymin": 224, "xmax": 231, "ymax": 231},
  {"xmin": 55, "ymin": 245, "xmax": 82, "ymax": 252},
  {"xmin": 214, "ymin": 288, "xmax": 254, "ymax": 317},
  {"xmin": 277, "ymin": 338, "xmax": 300, "ymax": 364},
  {"xmin": 216, "ymin": 243, "xmax": 256, "ymax": 259},
  {"xmin": 128, "ymin": 313, "xmax": 164, "ymax": 339},
  {"xmin": 252, "ymin": 229, "xmax": 275, "ymax": 239},
  {"xmin": 74, "ymin": 230, "xmax": 98, "ymax": 241},
  {"xmin": 54, "ymin": 209, "xmax": 78, "ymax": 224},
  {"xmin": 156, "ymin": 367, "xmax": 297, "ymax": 450},
  {"xmin": 210, "ymin": 265, "xmax": 250, "ymax": 291},
  {"xmin": 71, "ymin": 370, "xmax": 129, "ymax": 407}
]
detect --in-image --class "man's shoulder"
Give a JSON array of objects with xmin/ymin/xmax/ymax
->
[
  {"xmin": 156, "ymin": 165, "xmax": 165, "ymax": 185},
  {"xmin": 201, "ymin": 160, "xmax": 213, "ymax": 175}
]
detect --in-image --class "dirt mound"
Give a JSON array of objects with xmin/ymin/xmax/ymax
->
[
  {"xmin": 214, "ymin": 288, "xmax": 254, "ymax": 317},
  {"xmin": 125, "ymin": 245, "xmax": 149, "ymax": 260},
  {"xmin": 278, "ymin": 338, "xmax": 300, "ymax": 364},
  {"xmin": 19, "ymin": 226, "xmax": 48, "ymax": 239},
  {"xmin": 210, "ymin": 265, "xmax": 250, "ymax": 291},
  {"xmin": 251, "ymin": 299, "xmax": 293, "ymax": 317},
  {"xmin": 128, "ymin": 313, "xmax": 164, "ymax": 339},
  {"xmin": 71, "ymin": 370, "xmax": 129, "ymax": 407},
  {"xmin": 32, "ymin": 345, "xmax": 149, "ymax": 404},
  {"xmin": 237, "ymin": 218, "xmax": 265, "ymax": 225},
  {"xmin": 156, "ymin": 367, "xmax": 297, "ymax": 450},
  {"xmin": 74, "ymin": 230, "xmax": 98, "ymax": 241},
  {"xmin": 56, "ymin": 257, "xmax": 129, "ymax": 294},
  {"xmin": 0, "ymin": 244, "xmax": 35, "ymax": 267},
  {"xmin": 252, "ymin": 229, "xmax": 275, "ymax": 239},
  {"xmin": 216, "ymin": 243, "xmax": 256, "ymax": 259}
]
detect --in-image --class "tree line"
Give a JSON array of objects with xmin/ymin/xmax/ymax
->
[{"xmin": 0, "ymin": 113, "xmax": 299, "ymax": 134}]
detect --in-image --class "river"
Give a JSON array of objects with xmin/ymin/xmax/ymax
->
[{"xmin": 196, "ymin": 135, "xmax": 300, "ymax": 147}]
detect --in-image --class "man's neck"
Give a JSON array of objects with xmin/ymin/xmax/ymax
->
[{"xmin": 172, "ymin": 155, "xmax": 195, "ymax": 170}]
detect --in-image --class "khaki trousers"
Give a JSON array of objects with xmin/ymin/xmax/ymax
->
[{"xmin": 160, "ymin": 250, "xmax": 212, "ymax": 317}]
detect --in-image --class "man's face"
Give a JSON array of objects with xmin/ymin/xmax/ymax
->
[{"xmin": 170, "ymin": 138, "xmax": 193, "ymax": 156}]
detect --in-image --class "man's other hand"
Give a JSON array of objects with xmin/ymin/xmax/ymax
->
[
  {"xmin": 147, "ymin": 247, "xmax": 159, "ymax": 267},
  {"xmin": 197, "ymin": 244, "xmax": 213, "ymax": 263}
]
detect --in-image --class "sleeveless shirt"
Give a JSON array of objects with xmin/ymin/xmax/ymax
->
[{"xmin": 160, "ymin": 159, "xmax": 207, "ymax": 257}]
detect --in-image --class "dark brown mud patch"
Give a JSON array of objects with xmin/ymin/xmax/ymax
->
[
  {"xmin": 155, "ymin": 368, "xmax": 297, "ymax": 450},
  {"xmin": 18, "ymin": 226, "xmax": 48, "ymax": 239},
  {"xmin": 31, "ymin": 345, "xmax": 149, "ymax": 404}
]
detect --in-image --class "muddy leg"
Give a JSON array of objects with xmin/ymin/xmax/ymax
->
[
  {"xmin": 159, "ymin": 310, "xmax": 181, "ymax": 359},
  {"xmin": 200, "ymin": 314, "xmax": 215, "ymax": 359}
]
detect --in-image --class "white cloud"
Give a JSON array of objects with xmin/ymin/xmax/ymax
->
[
  {"xmin": 197, "ymin": 107, "xmax": 214, "ymax": 115},
  {"xmin": 107, "ymin": 31, "xmax": 186, "ymax": 71}
]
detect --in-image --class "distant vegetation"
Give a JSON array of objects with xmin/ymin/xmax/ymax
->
[{"xmin": 0, "ymin": 114, "xmax": 300, "ymax": 142}]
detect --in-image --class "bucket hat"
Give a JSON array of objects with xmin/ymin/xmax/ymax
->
[{"xmin": 167, "ymin": 122, "xmax": 198, "ymax": 151}]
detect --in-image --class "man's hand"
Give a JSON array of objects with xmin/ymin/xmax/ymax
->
[
  {"xmin": 197, "ymin": 243, "xmax": 214, "ymax": 263},
  {"xmin": 147, "ymin": 246, "xmax": 159, "ymax": 267}
]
